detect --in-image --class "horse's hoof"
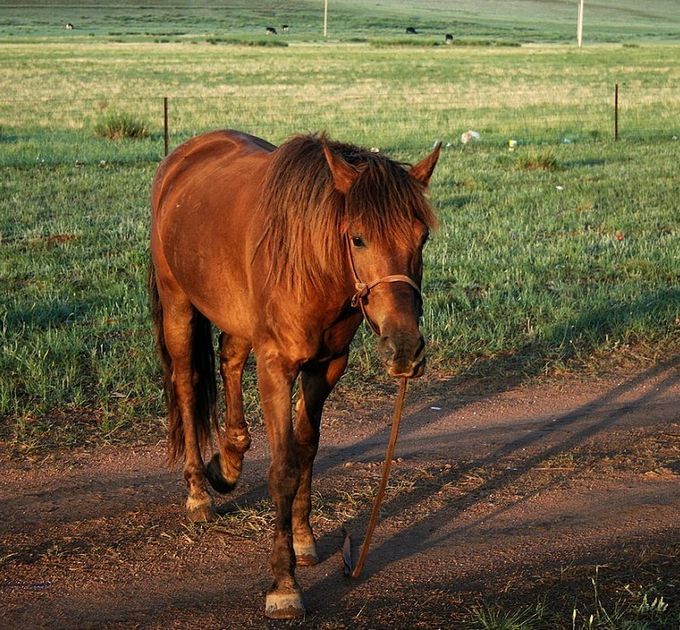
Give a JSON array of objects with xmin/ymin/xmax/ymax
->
[
  {"xmin": 264, "ymin": 588, "xmax": 305, "ymax": 620},
  {"xmin": 206, "ymin": 453, "xmax": 238, "ymax": 495},
  {"xmin": 294, "ymin": 540, "xmax": 319, "ymax": 567},
  {"xmin": 186, "ymin": 496, "xmax": 217, "ymax": 523}
]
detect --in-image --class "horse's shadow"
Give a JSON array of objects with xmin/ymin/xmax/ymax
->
[
  {"xmin": 212, "ymin": 288, "xmax": 679, "ymax": 600},
  {"xmin": 297, "ymin": 354, "xmax": 678, "ymax": 613},
  {"xmin": 218, "ymin": 352, "xmax": 677, "ymax": 557}
]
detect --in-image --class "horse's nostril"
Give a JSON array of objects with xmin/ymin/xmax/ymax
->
[
  {"xmin": 379, "ymin": 333, "xmax": 425, "ymax": 367},
  {"xmin": 378, "ymin": 336, "xmax": 397, "ymax": 362}
]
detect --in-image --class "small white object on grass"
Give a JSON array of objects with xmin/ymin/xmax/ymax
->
[
  {"xmin": 460, "ymin": 130, "xmax": 480, "ymax": 144},
  {"xmin": 430, "ymin": 406, "xmax": 442, "ymax": 411},
  {"xmin": 508, "ymin": 139, "xmax": 518, "ymax": 150},
  {"xmin": 556, "ymin": 185, "xmax": 564, "ymax": 191}
]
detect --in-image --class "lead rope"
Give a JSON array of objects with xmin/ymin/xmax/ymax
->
[
  {"xmin": 343, "ymin": 232, "xmax": 415, "ymax": 578},
  {"xmin": 349, "ymin": 376, "xmax": 408, "ymax": 578}
]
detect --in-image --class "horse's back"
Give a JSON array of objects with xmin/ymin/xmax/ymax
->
[
  {"xmin": 152, "ymin": 129, "xmax": 275, "ymax": 213},
  {"xmin": 151, "ymin": 130, "xmax": 275, "ymax": 335}
]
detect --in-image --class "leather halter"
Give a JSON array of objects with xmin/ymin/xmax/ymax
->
[{"xmin": 345, "ymin": 233, "xmax": 422, "ymax": 336}]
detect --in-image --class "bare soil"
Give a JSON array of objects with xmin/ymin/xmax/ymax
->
[{"xmin": 1, "ymin": 360, "xmax": 679, "ymax": 628}]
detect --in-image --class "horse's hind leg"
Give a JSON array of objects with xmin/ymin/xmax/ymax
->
[
  {"xmin": 292, "ymin": 353, "xmax": 348, "ymax": 566},
  {"xmin": 206, "ymin": 333, "xmax": 252, "ymax": 493},
  {"xmin": 161, "ymin": 291, "xmax": 216, "ymax": 522}
]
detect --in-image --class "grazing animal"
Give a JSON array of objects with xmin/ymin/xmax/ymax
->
[
  {"xmin": 149, "ymin": 130, "xmax": 440, "ymax": 619},
  {"xmin": 445, "ymin": 33, "xmax": 453, "ymax": 43},
  {"xmin": 405, "ymin": 26, "xmax": 417, "ymax": 34},
  {"xmin": 265, "ymin": 26, "xmax": 277, "ymax": 35},
  {"xmin": 65, "ymin": 22, "xmax": 74, "ymax": 30},
  {"xmin": 282, "ymin": 24, "xmax": 289, "ymax": 33}
]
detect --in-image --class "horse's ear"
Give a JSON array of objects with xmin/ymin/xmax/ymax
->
[
  {"xmin": 323, "ymin": 143, "xmax": 360, "ymax": 195},
  {"xmin": 410, "ymin": 142, "xmax": 442, "ymax": 187}
]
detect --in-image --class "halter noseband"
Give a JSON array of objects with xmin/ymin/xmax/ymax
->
[{"xmin": 345, "ymin": 233, "xmax": 422, "ymax": 336}]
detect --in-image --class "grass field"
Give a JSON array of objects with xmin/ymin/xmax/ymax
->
[
  {"xmin": 0, "ymin": 3, "xmax": 679, "ymax": 448},
  {"xmin": 2, "ymin": 0, "xmax": 680, "ymax": 43}
]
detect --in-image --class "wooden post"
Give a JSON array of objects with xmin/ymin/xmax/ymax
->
[
  {"xmin": 614, "ymin": 83, "xmax": 619, "ymax": 141},
  {"xmin": 577, "ymin": 0, "xmax": 584, "ymax": 47},
  {"xmin": 163, "ymin": 96, "xmax": 169, "ymax": 156},
  {"xmin": 324, "ymin": 0, "xmax": 328, "ymax": 37}
]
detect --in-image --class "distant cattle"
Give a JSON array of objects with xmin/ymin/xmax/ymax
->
[
  {"xmin": 445, "ymin": 33, "xmax": 453, "ymax": 43},
  {"xmin": 282, "ymin": 24, "xmax": 289, "ymax": 33},
  {"xmin": 405, "ymin": 26, "xmax": 417, "ymax": 34},
  {"xmin": 265, "ymin": 26, "xmax": 277, "ymax": 35},
  {"xmin": 65, "ymin": 22, "xmax": 74, "ymax": 30}
]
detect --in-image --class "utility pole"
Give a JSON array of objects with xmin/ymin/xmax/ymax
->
[
  {"xmin": 324, "ymin": 0, "xmax": 328, "ymax": 37},
  {"xmin": 577, "ymin": 0, "xmax": 584, "ymax": 47}
]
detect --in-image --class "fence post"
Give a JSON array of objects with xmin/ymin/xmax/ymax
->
[
  {"xmin": 614, "ymin": 84, "xmax": 619, "ymax": 141},
  {"xmin": 163, "ymin": 96, "xmax": 169, "ymax": 156}
]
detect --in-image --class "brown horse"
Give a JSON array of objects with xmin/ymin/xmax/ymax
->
[{"xmin": 149, "ymin": 130, "xmax": 440, "ymax": 619}]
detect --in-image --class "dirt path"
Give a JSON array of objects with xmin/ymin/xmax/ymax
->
[{"xmin": 1, "ymin": 360, "xmax": 679, "ymax": 628}]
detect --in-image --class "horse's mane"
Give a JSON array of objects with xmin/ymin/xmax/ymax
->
[{"xmin": 256, "ymin": 133, "xmax": 437, "ymax": 296}]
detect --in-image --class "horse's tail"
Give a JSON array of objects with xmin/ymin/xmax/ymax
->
[{"xmin": 148, "ymin": 259, "xmax": 217, "ymax": 465}]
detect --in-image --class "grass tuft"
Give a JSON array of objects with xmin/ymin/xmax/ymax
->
[
  {"xmin": 469, "ymin": 601, "xmax": 547, "ymax": 629},
  {"xmin": 94, "ymin": 111, "xmax": 149, "ymax": 140},
  {"xmin": 515, "ymin": 149, "xmax": 559, "ymax": 171},
  {"xmin": 206, "ymin": 36, "xmax": 287, "ymax": 47}
]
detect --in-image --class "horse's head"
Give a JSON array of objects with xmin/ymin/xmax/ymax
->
[{"xmin": 323, "ymin": 142, "xmax": 441, "ymax": 378}]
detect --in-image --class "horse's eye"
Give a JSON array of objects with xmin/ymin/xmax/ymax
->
[{"xmin": 351, "ymin": 236, "xmax": 365, "ymax": 248}]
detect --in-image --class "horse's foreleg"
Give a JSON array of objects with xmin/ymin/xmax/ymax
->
[
  {"xmin": 256, "ymin": 348, "xmax": 304, "ymax": 620},
  {"xmin": 162, "ymin": 301, "xmax": 216, "ymax": 522},
  {"xmin": 206, "ymin": 333, "xmax": 252, "ymax": 494},
  {"xmin": 293, "ymin": 353, "xmax": 349, "ymax": 566}
]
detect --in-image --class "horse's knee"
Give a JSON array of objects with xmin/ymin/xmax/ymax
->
[{"xmin": 226, "ymin": 426, "xmax": 251, "ymax": 453}]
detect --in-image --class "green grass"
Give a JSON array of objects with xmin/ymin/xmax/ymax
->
[
  {"xmin": 0, "ymin": 10, "xmax": 679, "ymax": 448},
  {"xmin": 1, "ymin": 0, "xmax": 679, "ymax": 43}
]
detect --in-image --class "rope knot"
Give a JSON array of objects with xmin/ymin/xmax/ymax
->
[{"xmin": 351, "ymin": 282, "xmax": 369, "ymax": 307}]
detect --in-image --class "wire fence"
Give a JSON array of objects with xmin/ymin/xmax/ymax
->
[{"xmin": 1, "ymin": 83, "xmax": 678, "ymax": 167}]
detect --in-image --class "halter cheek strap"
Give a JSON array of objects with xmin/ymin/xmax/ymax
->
[{"xmin": 345, "ymin": 233, "xmax": 422, "ymax": 335}]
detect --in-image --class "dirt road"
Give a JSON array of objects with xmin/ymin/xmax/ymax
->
[{"xmin": 2, "ymin": 360, "xmax": 679, "ymax": 628}]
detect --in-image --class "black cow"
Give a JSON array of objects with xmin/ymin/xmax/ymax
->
[
  {"xmin": 445, "ymin": 33, "xmax": 453, "ymax": 43},
  {"xmin": 65, "ymin": 22, "xmax": 74, "ymax": 30},
  {"xmin": 405, "ymin": 26, "xmax": 417, "ymax": 34},
  {"xmin": 282, "ymin": 24, "xmax": 289, "ymax": 33},
  {"xmin": 266, "ymin": 26, "xmax": 277, "ymax": 35}
]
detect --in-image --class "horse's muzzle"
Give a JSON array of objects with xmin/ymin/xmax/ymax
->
[{"xmin": 378, "ymin": 332, "xmax": 426, "ymax": 378}]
